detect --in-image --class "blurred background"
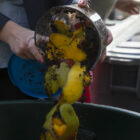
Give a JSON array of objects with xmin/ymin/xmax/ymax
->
[{"xmin": 89, "ymin": 0, "xmax": 140, "ymax": 113}]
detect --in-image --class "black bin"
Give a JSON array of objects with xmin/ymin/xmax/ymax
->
[{"xmin": 0, "ymin": 100, "xmax": 140, "ymax": 140}]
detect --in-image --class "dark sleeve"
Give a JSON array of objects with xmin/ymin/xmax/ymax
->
[
  {"xmin": 23, "ymin": 0, "xmax": 52, "ymax": 30},
  {"xmin": 0, "ymin": 13, "xmax": 10, "ymax": 30}
]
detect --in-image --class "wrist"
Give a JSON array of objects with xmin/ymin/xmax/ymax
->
[
  {"xmin": 0, "ymin": 20, "xmax": 33, "ymax": 46},
  {"xmin": 0, "ymin": 20, "xmax": 16, "ymax": 44}
]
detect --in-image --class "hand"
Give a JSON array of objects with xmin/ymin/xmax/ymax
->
[
  {"xmin": 116, "ymin": 0, "xmax": 139, "ymax": 15},
  {"xmin": 0, "ymin": 20, "xmax": 44, "ymax": 63},
  {"xmin": 78, "ymin": 0, "xmax": 88, "ymax": 7},
  {"xmin": 104, "ymin": 28, "xmax": 113, "ymax": 46},
  {"xmin": 78, "ymin": 0, "xmax": 113, "ymax": 63},
  {"xmin": 99, "ymin": 29, "xmax": 113, "ymax": 63}
]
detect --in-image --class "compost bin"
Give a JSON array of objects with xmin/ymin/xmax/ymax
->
[{"xmin": 0, "ymin": 100, "xmax": 140, "ymax": 140}]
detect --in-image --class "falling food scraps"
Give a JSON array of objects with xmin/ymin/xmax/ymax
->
[{"xmin": 40, "ymin": 17, "xmax": 92, "ymax": 140}]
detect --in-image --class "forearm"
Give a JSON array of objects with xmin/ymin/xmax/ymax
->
[{"xmin": 0, "ymin": 20, "xmax": 29, "ymax": 45}]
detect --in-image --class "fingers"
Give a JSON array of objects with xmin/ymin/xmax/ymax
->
[
  {"xmin": 78, "ymin": 0, "xmax": 88, "ymax": 7},
  {"xmin": 16, "ymin": 53, "xmax": 29, "ymax": 60},
  {"xmin": 100, "ymin": 29, "xmax": 113, "ymax": 63},
  {"xmin": 16, "ymin": 52, "xmax": 33, "ymax": 60},
  {"xmin": 133, "ymin": 7, "xmax": 139, "ymax": 14},
  {"xmin": 129, "ymin": 7, "xmax": 139, "ymax": 14},
  {"xmin": 18, "ymin": 35, "xmax": 47, "ymax": 63},
  {"xmin": 129, "ymin": 10, "xmax": 137, "ymax": 14},
  {"xmin": 24, "ymin": 51, "xmax": 35, "ymax": 60},
  {"xmin": 125, "ymin": 3, "xmax": 139, "ymax": 15},
  {"xmin": 104, "ymin": 29, "xmax": 113, "ymax": 46},
  {"xmin": 28, "ymin": 38, "xmax": 44, "ymax": 63},
  {"xmin": 116, "ymin": 1, "xmax": 139, "ymax": 15},
  {"xmin": 40, "ymin": 36, "xmax": 49, "ymax": 42},
  {"xmin": 99, "ymin": 51, "xmax": 106, "ymax": 63}
]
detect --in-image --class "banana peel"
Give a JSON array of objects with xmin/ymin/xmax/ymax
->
[
  {"xmin": 44, "ymin": 65, "xmax": 60, "ymax": 97},
  {"xmin": 54, "ymin": 20, "xmax": 73, "ymax": 37},
  {"xmin": 60, "ymin": 62, "xmax": 89, "ymax": 104},
  {"xmin": 44, "ymin": 62, "xmax": 70, "ymax": 97},
  {"xmin": 41, "ymin": 104, "xmax": 79, "ymax": 140},
  {"xmin": 44, "ymin": 62, "xmax": 90, "ymax": 102},
  {"xmin": 42, "ymin": 20, "xmax": 91, "ymax": 140},
  {"xmin": 57, "ymin": 62, "xmax": 70, "ymax": 88},
  {"xmin": 46, "ymin": 22, "xmax": 87, "ymax": 62}
]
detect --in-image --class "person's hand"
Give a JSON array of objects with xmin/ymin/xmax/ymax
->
[
  {"xmin": 116, "ymin": 0, "xmax": 139, "ymax": 15},
  {"xmin": 78, "ymin": 0, "xmax": 88, "ymax": 7},
  {"xmin": 99, "ymin": 29, "xmax": 113, "ymax": 63},
  {"xmin": 0, "ymin": 20, "xmax": 44, "ymax": 63},
  {"xmin": 78, "ymin": 0, "xmax": 113, "ymax": 63},
  {"xmin": 104, "ymin": 28, "xmax": 113, "ymax": 46}
]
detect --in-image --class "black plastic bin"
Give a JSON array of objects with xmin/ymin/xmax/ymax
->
[{"xmin": 0, "ymin": 100, "xmax": 140, "ymax": 140}]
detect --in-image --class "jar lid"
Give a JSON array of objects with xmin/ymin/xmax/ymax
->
[{"xmin": 8, "ymin": 55, "xmax": 61, "ymax": 98}]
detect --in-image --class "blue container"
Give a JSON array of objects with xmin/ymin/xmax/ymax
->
[{"xmin": 8, "ymin": 55, "xmax": 61, "ymax": 98}]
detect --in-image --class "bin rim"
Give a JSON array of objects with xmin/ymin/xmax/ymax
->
[{"xmin": 1, "ymin": 100, "xmax": 140, "ymax": 118}]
